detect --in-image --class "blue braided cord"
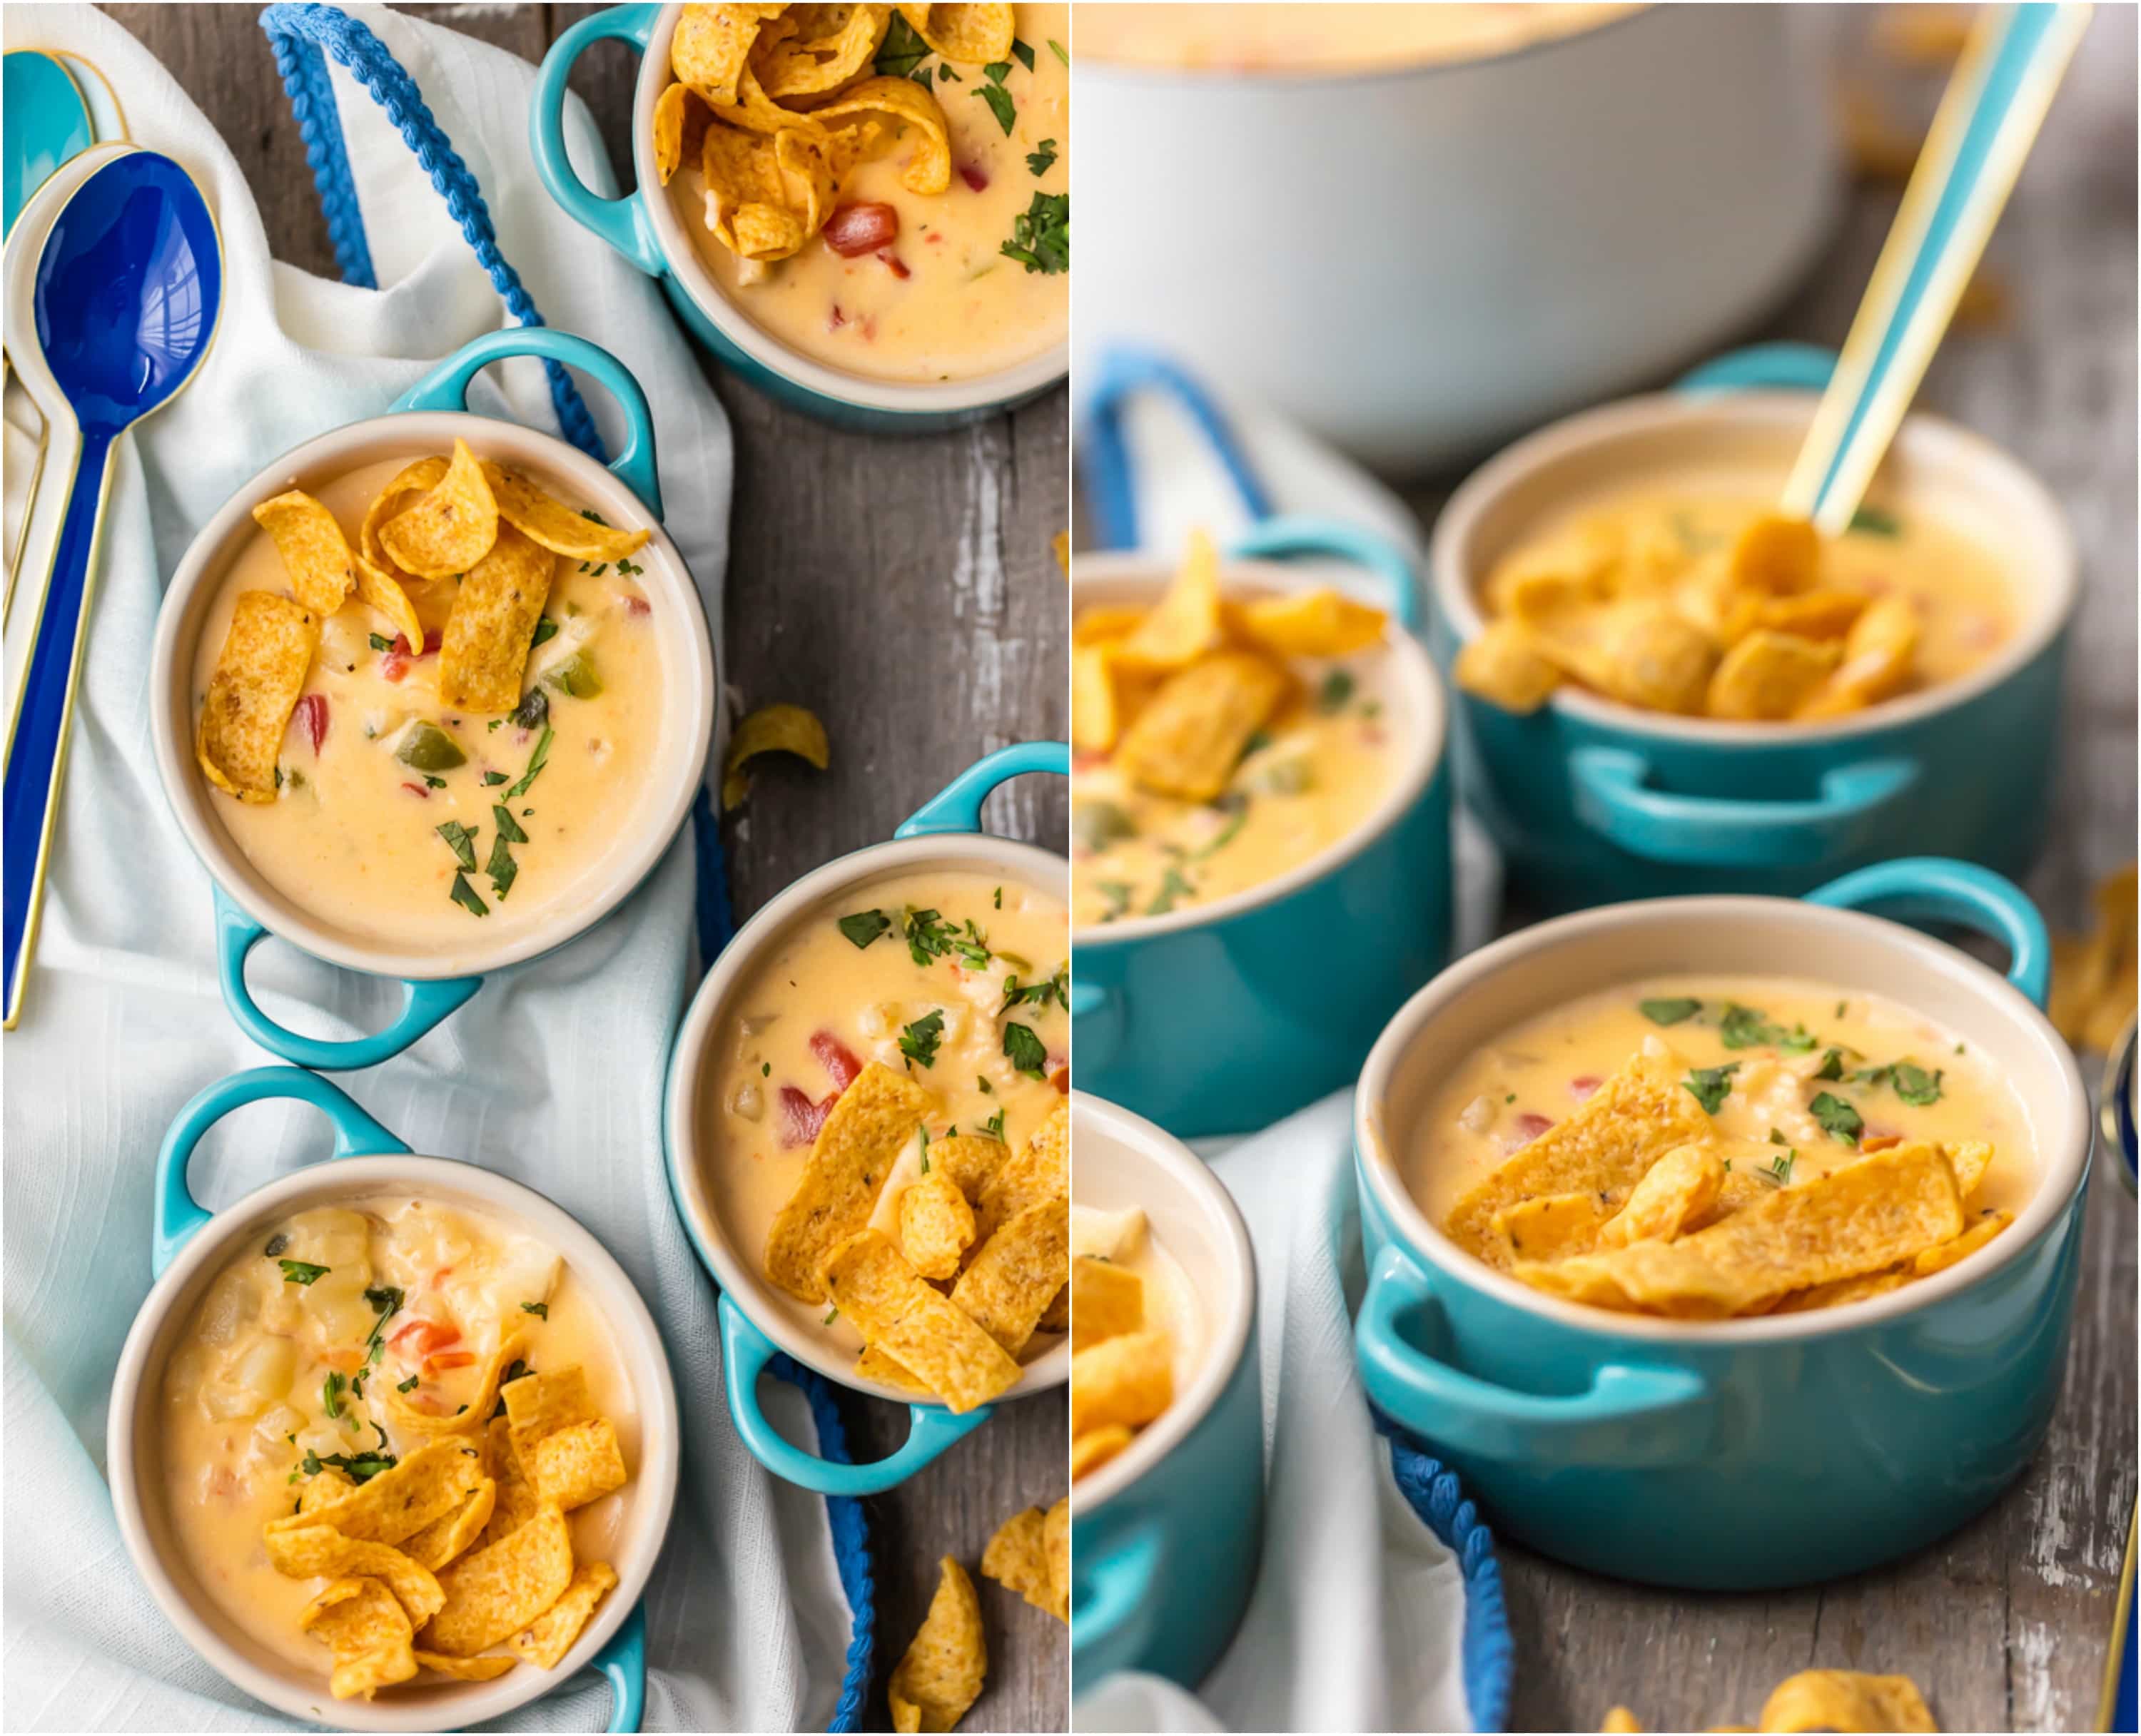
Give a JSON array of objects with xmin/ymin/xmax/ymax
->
[
  {"xmin": 255, "ymin": 3, "xmax": 605, "ymax": 460},
  {"xmin": 263, "ymin": 25, "xmax": 375, "ymax": 288},
  {"xmin": 689, "ymin": 788, "xmax": 737, "ymax": 964},
  {"xmin": 1373, "ymin": 1412, "xmax": 1514, "ymax": 1735},
  {"xmin": 771, "ymin": 1351, "xmax": 879, "ymax": 1734}
]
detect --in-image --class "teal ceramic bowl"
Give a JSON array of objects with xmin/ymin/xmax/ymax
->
[
  {"xmin": 532, "ymin": 5, "xmax": 1066, "ymax": 434},
  {"xmin": 1070, "ymin": 1091, "xmax": 1262, "ymax": 1690},
  {"xmin": 663, "ymin": 743, "xmax": 1068, "ymax": 1496},
  {"xmin": 1430, "ymin": 362, "xmax": 2077, "ymax": 912},
  {"xmin": 1071, "ymin": 517, "xmax": 1454, "ymax": 1139},
  {"xmin": 1350, "ymin": 857, "xmax": 2091, "ymax": 1590},
  {"xmin": 108, "ymin": 1068, "xmax": 676, "ymax": 1731}
]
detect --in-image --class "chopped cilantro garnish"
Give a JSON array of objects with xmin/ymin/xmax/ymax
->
[
  {"xmin": 485, "ymin": 831, "xmax": 518, "ymax": 901},
  {"xmin": 1809, "ymin": 1091, "xmax": 1864, "ymax": 1144},
  {"xmin": 1047, "ymin": 36, "xmax": 1068, "ymax": 62},
  {"xmin": 322, "ymin": 1371, "xmax": 347, "ymax": 1420},
  {"xmin": 510, "ymin": 684, "xmax": 550, "ymax": 734},
  {"xmin": 482, "ymin": 770, "xmax": 507, "ymax": 786},
  {"xmin": 435, "ymin": 821, "xmax": 479, "ymax": 872},
  {"xmin": 876, "ymin": 11, "xmax": 931, "ymax": 77},
  {"xmin": 824, "ymin": 1306, "xmax": 840, "ymax": 1326},
  {"xmin": 1098, "ymin": 880, "xmax": 1133, "ymax": 922},
  {"xmin": 530, "ymin": 616, "xmax": 560, "ymax": 650},
  {"xmin": 1011, "ymin": 37, "xmax": 1035, "ymax": 69},
  {"xmin": 522, "ymin": 1301, "xmax": 549, "ymax": 1319},
  {"xmin": 1813, "ymin": 1047, "xmax": 1847, "ymax": 1081},
  {"xmin": 1758, "ymin": 1150, "xmax": 1796, "ymax": 1187},
  {"xmin": 904, "ymin": 908, "xmax": 960, "ymax": 966},
  {"xmin": 398, "ymin": 1374, "xmax": 420, "ymax": 1394},
  {"xmin": 1848, "ymin": 505, "xmax": 1901, "ymax": 537},
  {"xmin": 974, "ymin": 79, "xmax": 1016, "ymax": 134},
  {"xmin": 505, "ymin": 726, "xmax": 553, "ymax": 798},
  {"xmin": 1317, "ymin": 670, "xmax": 1356, "ymax": 714},
  {"xmin": 1147, "ymin": 866, "xmax": 1193, "ymax": 915},
  {"xmin": 263, "ymin": 1233, "xmax": 290, "ymax": 1258},
  {"xmin": 369, "ymin": 632, "xmax": 394, "ymax": 652},
  {"xmin": 278, "ymin": 1259, "xmax": 330, "ymax": 1285},
  {"xmin": 492, "ymin": 805, "xmax": 528, "ymax": 845},
  {"xmin": 1770, "ymin": 1127, "xmax": 1790, "ymax": 1145},
  {"xmin": 899, "ymin": 1010, "xmax": 946, "ymax": 1069},
  {"xmin": 1003, "ymin": 1021, "xmax": 1048, "ymax": 1079},
  {"xmin": 993, "ymin": 885, "xmax": 1003, "ymax": 908},
  {"xmin": 839, "ymin": 908, "xmax": 892, "ymax": 950},
  {"xmin": 1639, "ymin": 997, "xmax": 1701, "ymax": 1027},
  {"xmin": 1682, "ymin": 1062, "xmax": 1741, "ymax": 1115},
  {"xmin": 360, "ymin": 1286, "xmax": 403, "ymax": 1369},
  {"xmin": 982, "ymin": 1108, "xmax": 1006, "ymax": 1139},
  {"xmin": 449, "ymin": 872, "xmax": 489, "ymax": 918},
  {"xmin": 1001, "ymin": 191, "xmax": 1067, "ymax": 274},
  {"xmin": 1891, "ymin": 1063, "xmax": 1944, "ymax": 1106}
]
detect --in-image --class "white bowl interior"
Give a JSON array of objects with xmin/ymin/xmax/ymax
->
[
  {"xmin": 667, "ymin": 833, "xmax": 1071, "ymax": 1400},
  {"xmin": 1070, "ymin": 551, "xmax": 1446, "ymax": 940},
  {"xmin": 1431, "ymin": 392, "xmax": 2078, "ymax": 743},
  {"xmin": 108, "ymin": 1157, "xmax": 681, "ymax": 1732},
  {"xmin": 1357, "ymin": 896, "xmax": 2090, "ymax": 1343},
  {"xmin": 151, "ymin": 412, "xmax": 717, "ymax": 981},
  {"xmin": 630, "ymin": 5, "xmax": 1067, "ymax": 416},
  {"xmin": 1069, "ymin": 1090, "xmax": 1257, "ymax": 1511}
]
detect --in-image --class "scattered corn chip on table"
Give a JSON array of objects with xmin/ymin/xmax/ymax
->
[
  {"xmin": 110, "ymin": 7, "xmax": 1069, "ymax": 1729},
  {"xmin": 1380, "ymin": 10, "xmax": 2135, "ymax": 1728}
]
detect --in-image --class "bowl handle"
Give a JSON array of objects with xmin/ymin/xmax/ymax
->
[
  {"xmin": 719, "ymin": 1294, "xmax": 991, "ymax": 1493},
  {"xmin": 1676, "ymin": 342, "xmax": 1838, "ymax": 395},
  {"xmin": 530, "ymin": 6, "xmax": 668, "ymax": 280},
  {"xmin": 592, "ymin": 1601, "xmax": 647, "ymax": 1733},
  {"xmin": 1807, "ymin": 856, "xmax": 2050, "ymax": 1007},
  {"xmin": 1068, "ymin": 1518, "xmax": 1163, "ymax": 1682},
  {"xmin": 896, "ymin": 740, "xmax": 1068, "ymax": 838},
  {"xmin": 215, "ymin": 888, "xmax": 481, "ymax": 1072},
  {"xmin": 1568, "ymin": 746, "xmax": 1920, "ymax": 868},
  {"xmin": 1230, "ymin": 514, "xmax": 1422, "ymax": 632},
  {"xmin": 154, "ymin": 1066, "xmax": 408, "ymax": 1277},
  {"xmin": 1354, "ymin": 1245, "xmax": 1713, "ymax": 1467},
  {"xmin": 1079, "ymin": 346, "xmax": 1274, "ymax": 550},
  {"xmin": 392, "ymin": 326, "xmax": 665, "ymax": 519}
]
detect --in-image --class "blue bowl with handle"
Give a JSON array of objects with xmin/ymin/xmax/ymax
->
[
  {"xmin": 1350, "ymin": 856, "xmax": 2092, "ymax": 1590},
  {"xmin": 1068, "ymin": 1090, "xmax": 1262, "ymax": 1692},
  {"xmin": 530, "ymin": 4, "xmax": 1066, "ymax": 434},
  {"xmin": 106, "ymin": 1067, "xmax": 678, "ymax": 1731},
  {"xmin": 1429, "ymin": 345, "xmax": 2078, "ymax": 912},
  {"xmin": 148, "ymin": 328, "xmax": 717, "ymax": 1072},
  {"xmin": 663, "ymin": 742, "xmax": 1069, "ymax": 1495},
  {"xmin": 1072, "ymin": 517, "xmax": 1454, "ymax": 1139}
]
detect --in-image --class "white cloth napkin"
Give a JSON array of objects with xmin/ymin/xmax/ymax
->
[
  {"xmin": 1068, "ymin": 372, "xmax": 1507, "ymax": 1732},
  {"xmin": 1, "ymin": 7, "xmax": 854, "ymax": 1730}
]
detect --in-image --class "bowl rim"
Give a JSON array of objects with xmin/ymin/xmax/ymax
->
[
  {"xmin": 106, "ymin": 1152, "xmax": 682, "ymax": 1732},
  {"xmin": 1067, "ymin": 1090, "xmax": 1259, "ymax": 1513},
  {"xmin": 1353, "ymin": 892, "xmax": 2092, "ymax": 1345},
  {"xmin": 1070, "ymin": 551, "xmax": 1447, "ymax": 945},
  {"xmin": 148, "ymin": 409, "xmax": 719, "ymax": 983},
  {"xmin": 631, "ymin": 4, "xmax": 1068, "ymax": 417},
  {"xmin": 1429, "ymin": 388, "xmax": 2080, "ymax": 745},
  {"xmin": 663, "ymin": 828, "xmax": 1070, "ymax": 1401}
]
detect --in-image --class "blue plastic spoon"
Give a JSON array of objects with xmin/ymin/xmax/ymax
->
[{"xmin": 2, "ymin": 151, "xmax": 220, "ymax": 1026}]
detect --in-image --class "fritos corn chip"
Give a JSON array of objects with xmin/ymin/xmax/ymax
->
[
  {"xmin": 1758, "ymin": 1669, "xmax": 1935, "ymax": 1732},
  {"xmin": 1600, "ymin": 605, "xmax": 1717, "ymax": 714},
  {"xmin": 1517, "ymin": 1142, "xmax": 1966, "ymax": 1317},
  {"xmin": 1070, "ymin": 1329, "xmax": 1173, "ymax": 1438},
  {"xmin": 266, "ymin": 1528, "xmax": 446, "ymax": 1627},
  {"xmin": 480, "ymin": 465, "xmax": 652, "ymax": 564},
  {"xmin": 856, "ymin": 1344, "xmax": 931, "ymax": 1391},
  {"xmin": 928, "ymin": 1133, "xmax": 1011, "ymax": 1204},
  {"xmin": 415, "ymin": 1650, "xmax": 517, "ymax": 1681},
  {"xmin": 898, "ymin": 1, "xmax": 1014, "ymax": 61},
  {"xmin": 1599, "ymin": 1143, "xmax": 1726, "ymax": 1249},
  {"xmin": 1729, "ymin": 514, "xmax": 1818, "ymax": 595},
  {"xmin": 821, "ymin": 1229, "xmax": 1022, "ymax": 1411},
  {"xmin": 889, "ymin": 1556, "xmax": 988, "ymax": 1735},
  {"xmin": 503, "ymin": 1366, "xmax": 597, "ymax": 1471},
  {"xmin": 403, "ymin": 1479, "xmax": 498, "ymax": 1572},
  {"xmin": 1491, "ymin": 1191, "xmax": 1604, "ymax": 1264},
  {"xmin": 527, "ymin": 1418, "xmax": 628, "ymax": 1513},
  {"xmin": 303, "ymin": 1576, "xmax": 420, "ymax": 1700},
  {"xmin": 1070, "ymin": 1254, "xmax": 1144, "ymax": 1349},
  {"xmin": 766, "ymin": 1060, "xmax": 932, "ymax": 1301},
  {"xmin": 1444, "ymin": 1045, "xmax": 1713, "ymax": 1265},
  {"xmin": 754, "ymin": 1, "xmax": 890, "ymax": 96},
  {"xmin": 505, "ymin": 1559, "xmax": 619, "ymax": 1670},
  {"xmin": 1236, "ymin": 589, "xmax": 1389, "ymax": 658},
  {"xmin": 1454, "ymin": 621, "xmax": 1562, "ymax": 714},
  {"xmin": 388, "ymin": 1336, "xmax": 527, "ymax": 1440},
  {"xmin": 379, "ymin": 439, "xmax": 499, "ymax": 581},
  {"xmin": 300, "ymin": 1466, "xmax": 356, "ymax": 1513},
  {"xmin": 901, "ymin": 1170, "xmax": 978, "ymax": 1281},
  {"xmin": 362, "ymin": 455, "xmax": 450, "ymax": 577},
  {"xmin": 980, "ymin": 1505, "xmax": 1058, "ymax": 1620},
  {"xmin": 1042, "ymin": 1496, "xmax": 1068, "ymax": 1615},
  {"xmin": 436, "ymin": 522, "xmax": 555, "ymax": 714},
  {"xmin": 1113, "ymin": 530, "xmax": 1223, "ymax": 674},
  {"xmin": 424, "ymin": 1503, "xmax": 575, "ymax": 1657},
  {"xmin": 1709, "ymin": 630, "xmax": 1841, "ymax": 720},
  {"xmin": 971, "ymin": 1100, "xmax": 1068, "ymax": 1247},
  {"xmin": 951, "ymin": 1194, "xmax": 1068, "ymax": 1356},
  {"xmin": 1070, "ymin": 643, "xmax": 1127, "ymax": 753},
  {"xmin": 2049, "ymin": 865, "xmax": 2137, "ymax": 1052},
  {"xmin": 1073, "ymin": 604, "xmax": 1146, "ymax": 645},
  {"xmin": 672, "ymin": 2, "xmax": 788, "ymax": 106},
  {"xmin": 269, "ymin": 1438, "xmax": 486, "ymax": 1546},
  {"xmin": 1115, "ymin": 649, "xmax": 1290, "ymax": 803},
  {"xmin": 722, "ymin": 701, "xmax": 831, "ymax": 810},
  {"xmin": 810, "ymin": 75, "xmax": 951, "ymax": 195},
  {"xmin": 654, "ymin": 79, "xmax": 706, "ymax": 182},
  {"xmin": 476, "ymin": 1414, "xmax": 542, "ymax": 1552},
  {"xmin": 1600, "ymin": 1710, "xmax": 1642, "ymax": 1734},
  {"xmin": 252, "ymin": 489, "xmax": 359, "ymax": 616},
  {"xmin": 1070, "ymin": 1423, "xmax": 1134, "ymax": 1480},
  {"xmin": 196, "ymin": 592, "xmax": 320, "ymax": 801}
]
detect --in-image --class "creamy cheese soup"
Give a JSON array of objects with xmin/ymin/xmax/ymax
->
[
  {"xmin": 705, "ymin": 868, "xmax": 1069, "ymax": 1346},
  {"xmin": 1409, "ymin": 975, "xmax": 2033, "ymax": 1246},
  {"xmin": 1072, "ymin": 624, "xmax": 1398, "ymax": 928},
  {"xmin": 1068, "ymin": 1200, "xmax": 1196, "ymax": 1483},
  {"xmin": 1463, "ymin": 489, "xmax": 2014, "ymax": 721},
  {"xmin": 192, "ymin": 456, "xmax": 666, "ymax": 949},
  {"xmin": 667, "ymin": 3, "xmax": 1069, "ymax": 383},
  {"xmin": 159, "ymin": 1194, "xmax": 634, "ymax": 1675},
  {"xmin": 1078, "ymin": 3, "xmax": 1633, "ymax": 73}
]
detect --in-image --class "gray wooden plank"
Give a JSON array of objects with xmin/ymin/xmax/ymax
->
[{"xmin": 92, "ymin": 5, "xmax": 1069, "ymax": 1731}]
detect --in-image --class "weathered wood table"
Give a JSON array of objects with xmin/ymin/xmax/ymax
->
[
  {"xmin": 100, "ymin": 5, "xmax": 1068, "ymax": 1730},
  {"xmin": 1383, "ymin": 11, "xmax": 2138, "ymax": 1731}
]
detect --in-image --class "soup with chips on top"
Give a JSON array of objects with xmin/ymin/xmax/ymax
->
[
  {"xmin": 705, "ymin": 868, "xmax": 1069, "ymax": 1408},
  {"xmin": 1406, "ymin": 977, "xmax": 2035, "ymax": 1318},
  {"xmin": 160, "ymin": 1194, "xmax": 636, "ymax": 1695},
  {"xmin": 657, "ymin": 2, "xmax": 1069, "ymax": 384},
  {"xmin": 1078, "ymin": 3, "xmax": 1633, "ymax": 73},
  {"xmin": 191, "ymin": 449, "xmax": 669, "ymax": 950},
  {"xmin": 1068, "ymin": 1201, "xmax": 1198, "ymax": 1484},
  {"xmin": 1071, "ymin": 532, "xmax": 1402, "ymax": 928},
  {"xmin": 1456, "ymin": 491, "xmax": 2015, "ymax": 723}
]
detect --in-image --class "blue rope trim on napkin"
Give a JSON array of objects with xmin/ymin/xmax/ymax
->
[
  {"xmin": 771, "ymin": 1351, "xmax": 879, "ymax": 1733},
  {"xmin": 257, "ymin": 2, "xmax": 604, "ymax": 457},
  {"xmin": 1376, "ymin": 1417, "xmax": 1515, "ymax": 1734}
]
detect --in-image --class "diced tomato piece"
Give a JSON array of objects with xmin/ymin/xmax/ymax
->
[
  {"xmin": 1859, "ymin": 1132, "xmax": 1903, "ymax": 1152},
  {"xmin": 828, "ymin": 304, "xmax": 847, "ymax": 330},
  {"xmin": 1071, "ymin": 751, "xmax": 1104, "ymax": 772},
  {"xmin": 779, "ymin": 1085, "xmax": 836, "ymax": 1148},
  {"xmin": 390, "ymin": 1319, "xmax": 461, "ymax": 1358},
  {"xmin": 380, "ymin": 629, "xmax": 441, "ymax": 681},
  {"xmin": 1050, "ymin": 1065, "xmax": 1070, "ymax": 1094},
  {"xmin": 824, "ymin": 202, "xmax": 899, "ymax": 257},
  {"xmin": 1513, "ymin": 1112, "xmax": 1555, "ymax": 1143},
  {"xmin": 425, "ymin": 1350, "xmax": 478, "ymax": 1372},
  {"xmin": 878, "ymin": 250, "xmax": 911, "ymax": 280},
  {"xmin": 958, "ymin": 164, "xmax": 988, "ymax": 193},
  {"xmin": 401, "ymin": 781, "xmax": 430, "ymax": 798},
  {"xmin": 1569, "ymin": 1075, "xmax": 1602, "ymax": 1100},
  {"xmin": 623, "ymin": 592, "xmax": 651, "ymax": 616},
  {"xmin": 295, "ymin": 693, "xmax": 328, "ymax": 754},
  {"xmin": 320, "ymin": 1347, "xmax": 365, "ymax": 1373},
  {"xmin": 810, "ymin": 1030, "xmax": 862, "ymax": 1092}
]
